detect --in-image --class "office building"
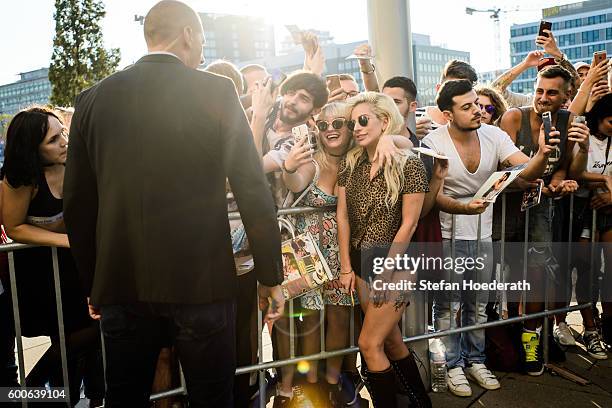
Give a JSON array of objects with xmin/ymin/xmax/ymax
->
[
  {"xmin": 199, "ymin": 13, "xmax": 276, "ymax": 64},
  {"xmin": 509, "ymin": 0, "xmax": 612, "ymax": 93},
  {"xmin": 412, "ymin": 34, "xmax": 471, "ymax": 105},
  {"xmin": 0, "ymin": 68, "xmax": 51, "ymax": 116}
]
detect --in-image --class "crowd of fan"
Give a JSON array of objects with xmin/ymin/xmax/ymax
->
[{"xmin": 0, "ymin": 23, "xmax": 611, "ymax": 408}]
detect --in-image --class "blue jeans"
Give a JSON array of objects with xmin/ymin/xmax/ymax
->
[
  {"xmin": 101, "ymin": 300, "xmax": 236, "ymax": 407},
  {"xmin": 432, "ymin": 238, "xmax": 493, "ymax": 369}
]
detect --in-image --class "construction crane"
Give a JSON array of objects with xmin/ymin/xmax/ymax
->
[{"xmin": 465, "ymin": 6, "xmax": 510, "ymax": 69}]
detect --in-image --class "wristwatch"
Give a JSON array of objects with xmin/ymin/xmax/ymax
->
[{"xmin": 361, "ymin": 64, "xmax": 375, "ymax": 75}]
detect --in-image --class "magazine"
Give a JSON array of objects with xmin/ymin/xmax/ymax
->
[
  {"xmin": 521, "ymin": 180, "xmax": 544, "ymax": 211},
  {"xmin": 474, "ymin": 163, "xmax": 528, "ymax": 203},
  {"xmin": 281, "ymin": 232, "xmax": 334, "ymax": 300}
]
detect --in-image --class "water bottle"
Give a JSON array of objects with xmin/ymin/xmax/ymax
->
[{"xmin": 429, "ymin": 338, "xmax": 447, "ymax": 392}]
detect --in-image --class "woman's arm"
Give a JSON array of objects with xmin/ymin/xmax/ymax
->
[
  {"xmin": 281, "ymin": 137, "xmax": 316, "ymax": 192},
  {"xmin": 337, "ymin": 186, "xmax": 355, "ymax": 292},
  {"xmin": 420, "ymin": 158, "xmax": 448, "ymax": 218},
  {"xmin": 282, "ymin": 161, "xmax": 316, "ymax": 193},
  {"xmin": 2, "ymin": 182, "xmax": 69, "ymax": 247}
]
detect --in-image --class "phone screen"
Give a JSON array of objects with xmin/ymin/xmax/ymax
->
[{"xmin": 539, "ymin": 21, "xmax": 552, "ymax": 38}]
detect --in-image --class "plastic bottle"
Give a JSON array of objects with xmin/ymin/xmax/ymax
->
[{"xmin": 429, "ymin": 338, "xmax": 447, "ymax": 392}]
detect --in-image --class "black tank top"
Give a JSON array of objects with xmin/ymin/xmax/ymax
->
[
  {"xmin": 517, "ymin": 107, "xmax": 570, "ymax": 184},
  {"xmin": 26, "ymin": 171, "xmax": 63, "ymax": 225}
]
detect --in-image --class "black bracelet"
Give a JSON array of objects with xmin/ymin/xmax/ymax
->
[
  {"xmin": 361, "ymin": 64, "xmax": 375, "ymax": 74},
  {"xmin": 282, "ymin": 161, "xmax": 298, "ymax": 174}
]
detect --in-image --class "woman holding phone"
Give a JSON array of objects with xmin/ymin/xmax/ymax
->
[
  {"xmin": 337, "ymin": 92, "xmax": 431, "ymax": 407},
  {"xmin": 279, "ymin": 101, "xmax": 415, "ymax": 406}
]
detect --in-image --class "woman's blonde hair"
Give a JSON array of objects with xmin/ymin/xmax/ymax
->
[
  {"xmin": 314, "ymin": 102, "xmax": 353, "ymax": 170},
  {"xmin": 342, "ymin": 92, "xmax": 410, "ymax": 207}
]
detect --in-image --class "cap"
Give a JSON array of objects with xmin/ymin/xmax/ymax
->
[{"xmin": 573, "ymin": 61, "xmax": 590, "ymax": 71}]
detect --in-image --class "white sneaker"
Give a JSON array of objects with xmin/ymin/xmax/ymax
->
[
  {"xmin": 447, "ymin": 367, "xmax": 472, "ymax": 397},
  {"xmin": 465, "ymin": 363, "xmax": 500, "ymax": 390},
  {"xmin": 554, "ymin": 322, "xmax": 576, "ymax": 346}
]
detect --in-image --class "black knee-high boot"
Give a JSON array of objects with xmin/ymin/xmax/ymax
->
[
  {"xmin": 390, "ymin": 353, "xmax": 432, "ymax": 408},
  {"xmin": 362, "ymin": 366, "xmax": 398, "ymax": 408}
]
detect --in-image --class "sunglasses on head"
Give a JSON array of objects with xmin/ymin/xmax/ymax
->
[
  {"xmin": 478, "ymin": 104, "xmax": 496, "ymax": 115},
  {"xmin": 347, "ymin": 114, "xmax": 370, "ymax": 131},
  {"xmin": 316, "ymin": 118, "xmax": 347, "ymax": 132}
]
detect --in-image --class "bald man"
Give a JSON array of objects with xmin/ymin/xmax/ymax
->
[{"xmin": 63, "ymin": 1, "xmax": 284, "ymax": 406}]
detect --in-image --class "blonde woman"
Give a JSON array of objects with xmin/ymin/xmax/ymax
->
[
  {"xmin": 337, "ymin": 92, "xmax": 431, "ymax": 407},
  {"xmin": 279, "ymin": 101, "xmax": 413, "ymax": 406}
]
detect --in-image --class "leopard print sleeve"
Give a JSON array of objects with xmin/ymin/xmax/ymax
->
[
  {"xmin": 337, "ymin": 157, "xmax": 348, "ymax": 187},
  {"xmin": 402, "ymin": 155, "xmax": 429, "ymax": 194}
]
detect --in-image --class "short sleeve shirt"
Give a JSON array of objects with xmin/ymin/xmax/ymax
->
[{"xmin": 338, "ymin": 151, "xmax": 429, "ymax": 249}]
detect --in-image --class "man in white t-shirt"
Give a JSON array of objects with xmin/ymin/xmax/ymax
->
[{"xmin": 423, "ymin": 79, "xmax": 556, "ymax": 397}]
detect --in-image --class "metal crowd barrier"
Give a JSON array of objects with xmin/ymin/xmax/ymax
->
[{"xmin": 1, "ymin": 192, "xmax": 605, "ymax": 407}]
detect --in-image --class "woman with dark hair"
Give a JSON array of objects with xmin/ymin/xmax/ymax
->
[
  {"xmin": 475, "ymin": 86, "xmax": 508, "ymax": 126},
  {"xmin": 1, "ymin": 106, "xmax": 103, "ymax": 405}
]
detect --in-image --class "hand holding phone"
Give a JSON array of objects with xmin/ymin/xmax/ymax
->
[
  {"xmin": 542, "ymin": 111, "xmax": 552, "ymax": 145},
  {"xmin": 538, "ymin": 21, "xmax": 552, "ymax": 38},
  {"xmin": 327, "ymin": 75, "xmax": 342, "ymax": 92}
]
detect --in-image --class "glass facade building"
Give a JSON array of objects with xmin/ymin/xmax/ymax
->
[{"xmin": 509, "ymin": 0, "xmax": 612, "ymax": 94}]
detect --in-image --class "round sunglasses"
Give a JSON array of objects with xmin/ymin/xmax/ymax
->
[
  {"xmin": 316, "ymin": 118, "xmax": 347, "ymax": 132},
  {"xmin": 478, "ymin": 104, "xmax": 496, "ymax": 115},
  {"xmin": 347, "ymin": 114, "xmax": 370, "ymax": 131}
]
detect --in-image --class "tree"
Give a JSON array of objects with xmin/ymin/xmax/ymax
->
[{"xmin": 49, "ymin": 0, "xmax": 120, "ymax": 106}]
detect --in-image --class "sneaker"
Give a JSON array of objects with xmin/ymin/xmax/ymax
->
[
  {"xmin": 584, "ymin": 331, "xmax": 608, "ymax": 360},
  {"xmin": 553, "ymin": 322, "xmax": 576, "ymax": 346},
  {"xmin": 465, "ymin": 363, "xmax": 500, "ymax": 390},
  {"xmin": 446, "ymin": 367, "xmax": 472, "ymax": 397},
  {"xmin": 522, "ymin": 331, "xmax": 544, "ymax": 376}
]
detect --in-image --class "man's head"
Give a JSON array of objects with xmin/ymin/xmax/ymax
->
[
  {"xmin": 533, "ymin": 65, "xmax": 572, "ymax": 115},
  {"xmin": 278, "ymin": 71, "xmax": 329, "ymax": 126},
  {"xmin": 438, "ymin": 59, "xmax": 478, "ymax": 92},
  {"xmin": 326, "ymin": 74, "xmax": 359, "ymax": 101},
  {"xmin": 436, "ymin": 79, "xmax": 481, "ymax": 132},
  {"xmin": 382, "ymin": 76, "xmax": 417, "ymax": 120},
  {"xmin": 240, "ymin": 64, "xmax": 268, "ymax": 95},
  {"xmin": 573, "ymin": 61, "xmax": 590, "ymax": 85},
  {"xmin": 204, "ymin": 60, "xmax": 243, "ymax": 95},
  {"xmin": 144, "ymin": 1, "xmax": 204, "ymax": 69}
]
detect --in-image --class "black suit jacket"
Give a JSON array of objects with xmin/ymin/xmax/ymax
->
[{"xmin": 64, "ymin": 54, "xmax": 283, "ymax": 305}]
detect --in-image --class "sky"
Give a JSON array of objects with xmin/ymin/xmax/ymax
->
[{"xmin": 1, "ymin": 0, "xmax": 568, "ymax": 85}]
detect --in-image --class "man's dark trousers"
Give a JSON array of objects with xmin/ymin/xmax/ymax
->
[{"xmin": 101, "ymin": 299, "xmax": 236, "ymax": 407}]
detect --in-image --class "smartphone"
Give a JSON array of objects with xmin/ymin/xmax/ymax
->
[
  {"xmin": 594, "ymin": 51, "xmax": 607, "ymax": 65},
  {"xmin": 539, "ymin": 20, "xmax": 552, "ymax": 38},
  {"xmin": 327, "ymin": 75, "xmax": 342, "ymax": 92},
  {"xmin": 574, "ymin": 115, "xmax": 586, "ymax": 125},
  {"xmin": 542, "ymin": 111, "xmax": 552, "ymax": 145},
  {"xmin": 270, "ymin": 69, "xmax": 287, "ymax": 90},
  {"xmin": 292, "ymin": 124, "xmax": 309, "ymax": 145}
]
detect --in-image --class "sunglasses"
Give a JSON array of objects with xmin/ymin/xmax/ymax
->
[
  {"xmin": 347, "ymin": 114, "xmax": 370, "ymax": 131},
  {"xmin": 316, "ymin": 118, "xmax": 347, "ymax": 132},
  {"xmin": 478, "ymin": 104, "xmax": 496, "ymax": 115}
]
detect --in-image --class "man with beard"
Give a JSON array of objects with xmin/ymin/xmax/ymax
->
[
  {"xmin": 251, "ymin": 70, "xmax": 328, "ymax": 205},
  {"xmin": 499, "ymin": 65, "xmax": 588, "ymax": 376},
  {"xmin": 423, "ymin": 80, "xmax": 554, "ymax": 397}
]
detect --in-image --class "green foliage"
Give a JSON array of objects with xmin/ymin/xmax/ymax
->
[{"xmin": 49, "ymin": 0, "xmax": 120, "ymax": 106}]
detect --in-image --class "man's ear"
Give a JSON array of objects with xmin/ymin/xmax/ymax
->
[
  {"xmin": 182, "ymin": 26, "xmax": 193, "ymax": 45},
  {"xmin": 409, "ymin": 101, "xmax": 418, "ymax": 113},
  {"xmin": 442, "ymin": 109, "xmax": 453, "ymax": 123},
  {"xmin": 435, "ymin": 83, "xmax": 442, "ymax": 93}
]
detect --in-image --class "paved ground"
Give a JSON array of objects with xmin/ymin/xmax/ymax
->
[{"xmin": 19, "ymin": 308, "xmax": 611, "ymax": 407}]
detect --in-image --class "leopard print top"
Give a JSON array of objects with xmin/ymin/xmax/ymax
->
[{"xmin": 338, "ymin": 151, "xmax": 429, "ymax": 249}]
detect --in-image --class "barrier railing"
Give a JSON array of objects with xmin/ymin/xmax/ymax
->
[{"xmin": 2, "ymin": 192, "xmax": 606, "ymax": 406}]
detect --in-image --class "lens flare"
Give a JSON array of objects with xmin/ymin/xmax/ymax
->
[{"xmin": 296, "ymin": 360, "xmax": 310, "ymax": 374}]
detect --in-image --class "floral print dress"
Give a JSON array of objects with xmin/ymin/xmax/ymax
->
[{"xmin": 294, "ymin": 182, "xmax": 355, "ymax": 310}]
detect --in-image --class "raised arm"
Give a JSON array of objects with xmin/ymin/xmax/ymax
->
[
  {"xmin": 353, "ymin": 44, "xmax": 379, "ymax": 92},
  {"xmin": 569, "ymin": 59, "xmax": 610, "ymax": 115},
  {"xmin": 492, "ymin": 51, "xmax": 543, "ymax": 94}
]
